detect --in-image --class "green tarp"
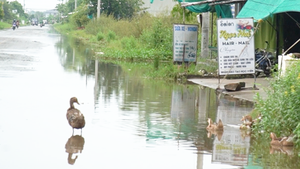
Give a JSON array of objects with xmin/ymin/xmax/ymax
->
[
  {"xmin": 254, "ymin": 17, "xmax": 278, "ymax": 52},
  {"xmin": 237, "ymin": 0, "xmax": 300, "ymax": 20},
  {"xmin": 177, "ymin": 0, "xmax": 233, "ymax": 18}
]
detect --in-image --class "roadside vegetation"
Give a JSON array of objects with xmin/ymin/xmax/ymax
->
[
  {"xmin": 54, "ymin": 2, "xmax": 219, "ymax": 80},
  {"xmin": 0, "ymin": 0, "xmax": 28, "ymax": 28},
  {"xmin": 253, "ymin": 62, "xmax": 300, "ymax": 149},
  {"xmin": 0, "ymin": 21, "xmax": 10, "ymax": 29},
  {"xmin": 0, "ymin": 0, "xmax": 60, "ymax": 29}
]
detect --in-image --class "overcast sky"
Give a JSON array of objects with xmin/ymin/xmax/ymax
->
[{"xmin": 8, "ymin": 0, "xmax": 61, "ymax": 11}]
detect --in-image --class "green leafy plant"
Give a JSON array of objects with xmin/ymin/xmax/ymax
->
[
  {"xmin": 71, "ymin": 5, "xmax": 90, "ymax": 27},
  {"xmin": 97, "ymin": 31, "xmax": 105, "ymax": 41},
  {"xmin": 121, "ymin": 36, "xmax": 137, "ymax": 49},
  {"xmin": 253, "ymin": 61, "xmax": 300, "ymax": 144},
  {"xmin": 106, "ymin": 30, "xmax": 117, "ymax": 42}
]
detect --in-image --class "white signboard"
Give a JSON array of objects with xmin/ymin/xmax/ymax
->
[
  {"xmin": 217, "ymin": 18, "xmax": 255, "ymax": 75},
  {"xmin": 173, "ymin": 24, "xmax": 198, "ymax": 62}
]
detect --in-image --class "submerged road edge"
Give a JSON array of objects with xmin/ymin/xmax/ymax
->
[{"xmin": 188, "ymin": 77, "xmax": 271, "ymax": 103}]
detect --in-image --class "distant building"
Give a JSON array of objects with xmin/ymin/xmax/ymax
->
[
  {"xmin": 141, "ymin": 0, "xmax": 178, "ymax": 16},
  {"xmin": 44, "ymin": 9, "xmax": 59, "ymax": 17}
]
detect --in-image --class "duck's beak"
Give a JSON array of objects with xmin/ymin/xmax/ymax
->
[{"xmin": 76, "ymin": 101, "xmax": 80, "ymax": 105}]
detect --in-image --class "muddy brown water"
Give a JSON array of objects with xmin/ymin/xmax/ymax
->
[{"xmin": 0, "ymin": 26, "xmax": 299, "ymax": 169}]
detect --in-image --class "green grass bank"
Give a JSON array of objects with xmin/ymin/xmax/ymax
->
[
  {"xmin": 0, "ymin": 21, "xmax": 11, "ymax": 29},
  {"xmin": 54, "ymin": 14, "xmax": 218, "ymax": 81}
]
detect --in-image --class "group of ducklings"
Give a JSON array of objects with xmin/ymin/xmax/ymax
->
[
  {"xmin": 206, "ymin": 114, "xmax": 294, "ymax": 149},
  {"xmin": 68, "ymin": 97, "xmax": 295, "ymax": 153}
]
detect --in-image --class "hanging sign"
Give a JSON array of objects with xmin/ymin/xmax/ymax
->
[
  {"xmin": 173, "ymin": 24, "xmax": 198, "ymax": 63},
  {"xmin": 217, "ymin": 18, "xmax": 255, "ymax": 75}
]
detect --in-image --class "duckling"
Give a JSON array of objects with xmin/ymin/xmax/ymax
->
[
  {"xmin": 270, "ymin": 132, "xmax": 294, "ymax": 146},
  {"xmin": 206, "ymin": 118, "xmax": 224, "ymax": 131},
  {"xmin": 252, "ymin": 114, "xmax": 262, "ymax": 124},
  {"xmin": 239, "ymin": 123, "xmax": 251, "ymax": 130},
  {"xmin": 67, "ymin": 97, "xmax": 85, "ymax": 135},
  {"xmin": 241, "ymin": 115, "xmax": 252, "ymax": 123},
  {"xmin": 240, "ymin": 115, "xmax": 254, "ymax": 129}
]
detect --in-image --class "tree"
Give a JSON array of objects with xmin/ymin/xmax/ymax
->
[
  {"xmin": 56, "ymin": 0, "xmax": 84, "ymax": 16},
  {"xmin": 0, "ymin": 2, "xmax": 4, "ymax": 20},
  {"xmin": 56, "ymin": 3, "xmax": 67, "ymax": 16},
  {"xmin": 10, "ymin": 1, "xmax": 25, "ymax": 17},
  {"xmin": 65, "ymin": 0, "xmax": 84, "ymax": 13},
  {"xmin": 3, "ymin": 1, "xmax": 16, "ymax": 21},
  {"xmin": 85, "ymin": 0, "xmax": 144, "ymax": 19},
  {"xmin": 34, "ymin": 11, "xmax": 44, "ymax": 21},
  {"xmin": 71, "ymin": 4, "xmax": 90, "ymax": 27}
]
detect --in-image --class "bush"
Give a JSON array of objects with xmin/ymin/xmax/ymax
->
[
  {"xmin": 121, "ymin": 36, "xmax": 137, "ymax": 49},
  {"xmin": 71, "ymin": 5, "xmax": 90, "ymax": 27},
  {"xmin": 97, "ymin": 31, "xmax": 105, "ymax": 41},
  {"xmin": 254, "ymin": 62, "xmax": 300, "ymax": 142},
  {"xmin": 107, "ymin": 30, "xmax": 116, "ymax": 42}
]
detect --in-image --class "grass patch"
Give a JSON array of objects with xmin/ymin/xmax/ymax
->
[{"xmin": 0, "ymin": 21, "xmax": 11, "ymax": 29}]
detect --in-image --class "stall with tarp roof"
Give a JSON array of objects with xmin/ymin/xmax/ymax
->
[
  {"xmin": 176, "ymin": 0, "xmax": 246, "ymax": 61},
  {"xmin": 177, "ymin": 0, "xmax": 234, "ymax": 18},
  {"xmin": 150, "ymin": 0, "xmax": 234, "ymax": 16},
  {"xmin": 237, "ymin": 0, "xmax": 300, "ymax": 56}
]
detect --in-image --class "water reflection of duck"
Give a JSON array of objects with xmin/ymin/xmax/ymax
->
[
  {"xmin": 67, "ymin": 97, "xmax": 85, "ymax": 134},
  {"xmin": 65, "ymin": 135, "xmax": 85, "ymax": 165},
  {"xmin": 206, "ymin": 118, "xmax": 223, "ymax": 131},
  {"xmin": 207, "ymin": 130, "xmax": 223, "ymax": 141},
  {"xmin": 270, "ymin": 132, "xmax": 294, "ymax": 146},
  {"xmin": 270, "ymin": 144, "xmax": 294, "ymax": 156},
  {"xmin": 240, "ymin": 129, "xmax": 251, "ymax": 140}
]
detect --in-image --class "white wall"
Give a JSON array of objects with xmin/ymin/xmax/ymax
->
[{"xmin": 141, "ymin": 0, "xmax": 178, "ymax": 16}]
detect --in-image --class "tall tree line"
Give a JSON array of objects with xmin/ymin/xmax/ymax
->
[
  {"xmin": 86, "ymin": 0, "xmax": 144, "ymax": 19},
  {"xmin": 56, "ymin": 0, "xmax": 144, "ymax": 19},
  {"xmin": 0, "ymin": 0, "xmax": 27, "ymax": 22}
]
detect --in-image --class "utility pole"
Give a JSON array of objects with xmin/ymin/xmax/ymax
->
[
  {"xmin": 75, "ymin": 0, "xmax": 77, "ymax": 10},
  {"xmin": 97, "ymin": 0, "xmax": 101, "ymax": 18},
  {"xmin": 201, "ymin": 12, "xmax": 210, "ymax": 58}
]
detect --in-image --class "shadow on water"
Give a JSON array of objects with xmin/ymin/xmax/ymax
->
[{"xmin": 55, "ymin": 35, "xmax": 300, "ymax": 168}]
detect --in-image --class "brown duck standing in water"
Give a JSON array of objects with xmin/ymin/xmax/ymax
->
[{"xmin": 67, "ymin": 97, "xmax": 85, "ymax": 135}]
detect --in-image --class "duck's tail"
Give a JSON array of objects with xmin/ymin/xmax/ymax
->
[{"xmin": 217, "ymin": 119, "xmax": 223, "ymax": 128}]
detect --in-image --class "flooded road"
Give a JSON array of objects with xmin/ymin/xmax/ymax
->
[{"xmin": 0, "ymin": 25, "xmax": 299, "ymax": 169}]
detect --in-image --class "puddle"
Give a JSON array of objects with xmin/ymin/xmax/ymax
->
[{"xmin": 0, "ymin": 26, "xmax": 299, "ymax": 169}]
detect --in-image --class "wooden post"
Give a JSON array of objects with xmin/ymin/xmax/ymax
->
[
  {"xmin": 182, "ymin": 7, "xmax": 185, "ymax": 24},
  {"xmin": 210, "ymin": 12, "xmax": 213, "ymax": 59}
]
